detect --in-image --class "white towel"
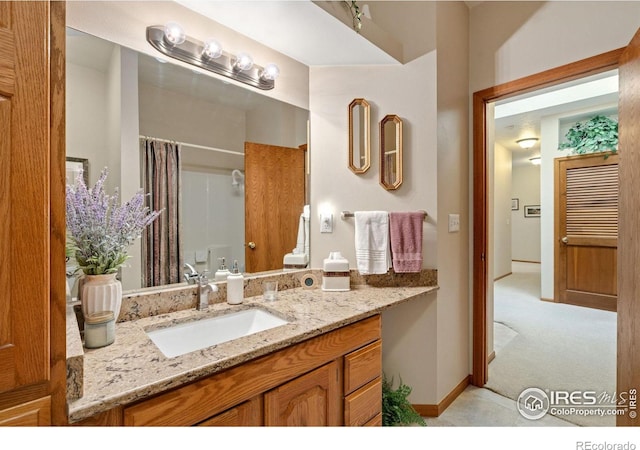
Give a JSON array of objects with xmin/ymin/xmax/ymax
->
[{"xmin": 354, "ymin": 211, "xmax": 391, "ymax": 275}]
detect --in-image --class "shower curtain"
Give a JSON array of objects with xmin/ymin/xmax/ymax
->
[{"xmin": 141, "ymin": 139, "xmax": 183, "ymax": 287}]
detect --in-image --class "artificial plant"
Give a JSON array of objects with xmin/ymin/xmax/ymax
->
[
  {"xmin": 382, "ymin": 374, "xmax": 426, "ymax": 426},
  {"xmin": 558, "ymin": 114, "xmax": 618, "ymax": 156}
]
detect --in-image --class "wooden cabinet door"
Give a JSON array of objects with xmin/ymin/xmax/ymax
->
[
  {"xmin": 198, "ymin": 396, "xmax": 263, "ymax": 427},
  {"xmin": 264, "ymin": 361, "xmax": 341, "ymax": 426},
  {"xmin": 0, "ymin": 397, "xmax": 51, "ymax": 426},
  {"xmin": 0, "ymin": 1, "xmax": 51, "ymax": 400}
]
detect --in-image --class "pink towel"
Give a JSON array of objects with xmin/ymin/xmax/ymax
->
[{"xmin": 389, "ymin": 212, "xmax": 423, "ymax": 273}]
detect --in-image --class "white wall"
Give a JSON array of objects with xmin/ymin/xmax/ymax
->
[
  {"xmin": 66, "ymin": 61, "xmax": 110, "ymax": 188},
  {"xmin": 469, "ymin": 1, "xmax": 640, "ymax": 93},
  {"xmin": 310, "ymin": 2, "xmax": 470, "ymax": 406},
  {"xmin": 138, "ymin": 82, "xmax": 247, "ymax": 153},
  {"xmin": 310, "ymin": 53, "xmax": 439, "ymax": 403},
  {"xmin": 182, "ymin": 171, "xmax": 245, "ymax": 273},
  {"xmin": 434, "ymin": 1, "xmax": 470, "ymax": 404},
  {"xmin": 493, "ymin": 143, "xmax": 512, "ymax": 279},
  {"xmin": 511, "ymin": 163, "xmax": 541, "ymax": 263},
  {"xmin": 67, "ymin": 0, "xmax": 309, "ymax": 111}
]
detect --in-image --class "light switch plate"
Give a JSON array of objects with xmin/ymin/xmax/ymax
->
[
  {"xmin": 320, "ymin": 214, "xmax": 333, "ymax": 233},
  {"xmin": 448, "ymin": 214, "xmax": 460, "ymax": 233}
]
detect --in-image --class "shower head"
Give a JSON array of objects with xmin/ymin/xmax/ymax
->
[{"xmin": 231, "ymin": 169, "xmax": 245, "ymax": 188}]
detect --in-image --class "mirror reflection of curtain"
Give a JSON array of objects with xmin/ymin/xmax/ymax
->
[{"xmin": 142, "ymin": 139, "xmax": 183, "ymax": 287}]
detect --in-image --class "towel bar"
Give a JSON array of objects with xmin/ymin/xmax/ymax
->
[{"xmin": 340, "ymin": 210, "xmax": 427, "ymax": 221}]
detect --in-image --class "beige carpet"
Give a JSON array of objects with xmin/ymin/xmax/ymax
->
[{"xmin": 486, "ymin": 263, "xmax": 617, "ymax": 427}]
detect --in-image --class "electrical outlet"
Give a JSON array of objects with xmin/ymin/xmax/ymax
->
[
  {"xmin": 448, "ymin": 214, "xmax": 460, "ymax": 233},
  {"xmin": 320, "ymin": 214, "xmax": 333, "ymax": 233}
]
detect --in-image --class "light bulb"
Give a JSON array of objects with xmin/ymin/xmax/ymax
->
[
  {"xmin": 202, "ymin": 38, "xmax": 222, "ymax": 59},
  {"xmin": 260, "ymin": 63, "xmax": 280, "ymax": 81},
  {"xmin": 234, "ymin": 52, "xmax": 254, "ymax": 71},
  {"xmin": 163, "ymin": 22, "xmax": 186, "ymax": 45}
]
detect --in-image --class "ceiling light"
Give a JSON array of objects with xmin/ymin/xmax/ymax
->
[
  {"xmin": 516, "ymin": 137, "xmax": 539, "ymax": 149},
  {"xmin": 146, "ymin": 25, "xmax": 277, "ymax": 90},
  {"xmin": 234, "ymin": 52, "xmax": 254, "ymax": 71},
  {"xmin": 260, "ymin": 63, "xmax": 280, "ymax": 81},
  {"xmin": 163, "ymin": 22, "xmax": 185, "ymax": 46},
  {"xmin": 202, "ymin": 38, "xmax": 223, "ymax": 59},
  {"xmin": 529, "ymin": 156, "xmax": 541, "ymax": 165}
]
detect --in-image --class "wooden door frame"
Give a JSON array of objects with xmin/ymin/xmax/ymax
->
[{"xmin": 472, "ymin": 48, "xmax": 623, "ymax": 386}]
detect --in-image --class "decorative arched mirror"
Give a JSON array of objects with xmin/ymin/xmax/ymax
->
[
  {"xmin": 380, "ymin": 114, "xmax": 403, "ymax": 190},
  {"xmin": 348, "ymin": 98, "xmax": 371, "ymax": 174}
]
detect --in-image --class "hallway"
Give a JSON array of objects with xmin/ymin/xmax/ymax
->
[{"xmin": 426, "ymin": 262, "xmax": 617, "ymax": 426}]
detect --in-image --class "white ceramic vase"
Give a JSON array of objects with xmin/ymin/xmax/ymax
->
[{"xmin": 81, "ymin": 273, "xmax": 122, "ymax": 320}]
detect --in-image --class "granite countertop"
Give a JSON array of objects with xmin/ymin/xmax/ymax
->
[{"xmin": 67, "ymin": 283, "xmax": 438, "ymax": 423}]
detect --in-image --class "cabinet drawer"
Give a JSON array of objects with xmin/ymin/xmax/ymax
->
[
  {"xmin": 364, "ymin": 413, "xmax": 382, "ymax": 427},
  {"xmin": 344, "ymin": 340, "xmax": 381, "ymax": 395},
  {"xmin": 344, "ymin": 378, "xmax": 381, "ymax": 426}
]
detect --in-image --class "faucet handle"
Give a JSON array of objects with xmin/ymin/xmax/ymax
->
[{"xmin": 198, "ymin": 270, "xmax": 210, "ymax": 283}]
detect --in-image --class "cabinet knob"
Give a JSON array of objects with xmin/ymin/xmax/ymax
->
[{"xmin": 561, "ymin": 236, "xmax": 568, "ymax": 244}]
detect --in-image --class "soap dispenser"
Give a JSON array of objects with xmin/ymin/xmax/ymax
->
[
  {"xmin": 226, "ymin": 260, "xmax": 244, "ymax": 305},
  {"xmin": 214, "ymin": 257, "xmax": 231, "ymax": 282}
]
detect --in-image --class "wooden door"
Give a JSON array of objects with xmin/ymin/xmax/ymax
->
[
  {"xmin": 264, "ymin": 361, "xmax": 341, "ymax": 426},
  {"xmin": 244, "ymin": 142, "xmax": 305, "ymax": 273},
  {"xmin": 617, "ymin": 25, "xmax": 640, "ymax": 427},
  {"xmin": 0, "ymin": 1, "xmax": 55, "ymax": 424},
  {"xmin": 555, "ymin": 153, "xmax": 618, "ymax": 312}
]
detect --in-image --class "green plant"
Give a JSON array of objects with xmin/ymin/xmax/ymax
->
[
  {"xmin": 344, "ymin": 1, "xmax": 363, "ymax": 32},
  {"xmin": 558, "ymin": 114, "xmax": 618, "ymax": 156},
  {"xmin": 382, "ymin": 374, "xmax": 426, "ymax": 426}
]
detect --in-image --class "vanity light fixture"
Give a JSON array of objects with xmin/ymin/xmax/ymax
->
[
  {"xmin": 529, "ymin": 156, "xmax": 541, "ymax": 165},
  {"xmin": 516, "ymin": 137, "xmax": 539, "ymax": 149},
  {"xmin": 147, "ymin": 24, "xmax": 279, "ymax": 90},
  {"xmin": 163, "ymin": 22, "xmax": 186, "ymax": 46}
]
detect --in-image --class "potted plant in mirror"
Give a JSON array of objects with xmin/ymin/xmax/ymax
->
[
  {"xmin": 558, "ymin": 114, "xmax": 618, "ymax": 158},
  {"xmin": 66, "ymin": 168, "xmax": 161, "ymax": 321}
]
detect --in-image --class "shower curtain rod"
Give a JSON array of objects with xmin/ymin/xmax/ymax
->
[{"xmin": 139, "ymin": 135, "xmax": 244, "ymax": 156}]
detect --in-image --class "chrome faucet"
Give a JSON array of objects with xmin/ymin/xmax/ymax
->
[
  {"xmin": 197, "ymin": 271, "xmax": 218, "ymax": 311},
  {"xmin": 184, "ymin": 263, "xmax": 199, "ymax": 285}
]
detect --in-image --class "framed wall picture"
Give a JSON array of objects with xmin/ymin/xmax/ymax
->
[
  {"xmin": 511, "ymin": 198, "xmax": 519, "ymax": 211},
  {"xmin": 66, "ymin": 157, "xmax": 89, "ymax": 186},
  {"xmin": 524, "ymin": 205, "xmax": 541, "ymax": 217}
]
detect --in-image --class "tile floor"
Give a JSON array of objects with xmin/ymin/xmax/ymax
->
[
  {"xmin": 424, "ymin": 262, "xmax": 576, "ymax": 427},
  {"xmin": 424, "ymin": 385, "xmax": 575, "ymax": 427}
]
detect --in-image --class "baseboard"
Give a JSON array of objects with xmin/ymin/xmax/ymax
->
[
  {"xmin": 412, "ymin": 374, "xmax": 471, "ymax": 417},
  {"xmin": 488, "ymin": 351, "xmax": 495, "ymax": 364},
  {"xmin": 512, "ymin": 259, "xmax": 541, "ymax": 264},
  {"xmin": 540, "ymin": 297, "xmax": 555, "ymax": 303},
  {"xmin": 493, "ymin": 272, "xmax": 512, "ymax": 282}
]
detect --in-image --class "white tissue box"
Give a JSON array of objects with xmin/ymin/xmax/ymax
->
[
  {"xmin": 283, "ymin": 253, "xmax": 309, "ymax": 271},
  {"xmin": 322, "ymin": 252, "xmax": 350, "ymax": 292}
]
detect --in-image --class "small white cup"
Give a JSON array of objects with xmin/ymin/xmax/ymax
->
[{"xmin": 263, "ymin": 281, "xmax": 278, "ymax": 301}]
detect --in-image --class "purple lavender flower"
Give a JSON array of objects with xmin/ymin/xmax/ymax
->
[{"xmin": 66, "ymin": 168, "xmax": 162, "ymax": 275}]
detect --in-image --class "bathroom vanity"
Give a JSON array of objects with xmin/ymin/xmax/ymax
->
[{"xmin": 67, "ymin": 271, "xmax": 437, "ymax": 426}]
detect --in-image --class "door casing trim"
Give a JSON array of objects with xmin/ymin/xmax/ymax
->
[{"xmin": 471, "ymin": 48, "xmax": 624, "ymax": 386}]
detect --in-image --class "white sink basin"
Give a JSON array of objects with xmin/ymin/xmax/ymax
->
[{"xmin": 146, "ymin": 308, "xmax": 289, "ymax": 358}]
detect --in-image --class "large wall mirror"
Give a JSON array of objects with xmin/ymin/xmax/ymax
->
[
  {"xmin": 348, "ymin": 98, "xmax": 370, "ymax": 174},
  {"xmin": 66, "ymin": 28, "xmax": 310, "ymax": 294},
  {"xmin": 379, "ymin": 114, "xmax": 403, "ymax": 190}
]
